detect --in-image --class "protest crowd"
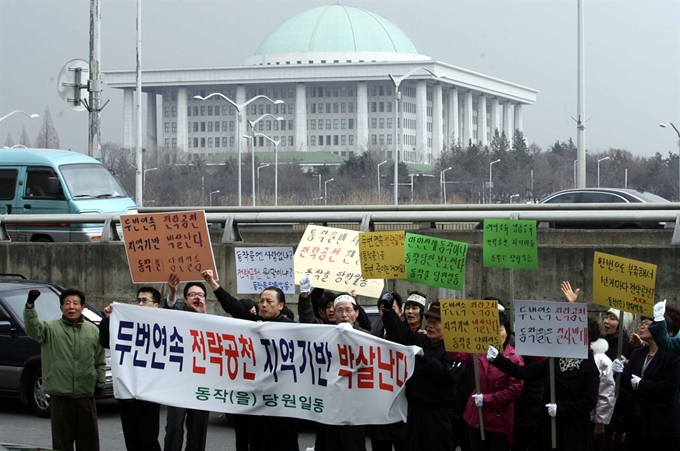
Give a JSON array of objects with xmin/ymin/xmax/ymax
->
[{"xmin": 21, "ymin": 270, "xmax": 680, "ymax": 451}]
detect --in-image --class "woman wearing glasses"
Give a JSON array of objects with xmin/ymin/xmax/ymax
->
[{"xmin": 620, "ymin": 313, "xmax": 680, "ymax": 450}]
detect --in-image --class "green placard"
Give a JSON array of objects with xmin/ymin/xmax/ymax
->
[
  {"xmin": 404, "ymin": 233, "xmax": 468, "ymax": 290},
  {"xmin": 483, "ymin": 219, "xmax": 538, "ymax": 269}
]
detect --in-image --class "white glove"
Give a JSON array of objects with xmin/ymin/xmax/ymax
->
[
  {"xmin": 299, "ymin": 275, "xmax": 313, "ymax": 294},
  {"xmin": 546, "ymin": 403, "xmax": 557, "ymax": 417},
  {"xmin": 472, "ymin": 394, "xmax": 484, "ymax": 407},
  {"xmin": 487, "ymin": 346, "xmax": 499, "ymax": 362},
  {"xmin": 631, "ymin": 375, "xmax": 641, "ymax": 390},
  {"xmin": 654, "ymin": 299, "xmax": 667, "ymax": 323},
  {"xmin": 611, "ymin": 359, "xmax": 624, "ymax": 374}
]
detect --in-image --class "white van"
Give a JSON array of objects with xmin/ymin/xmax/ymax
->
[{"xmin": 0, "ymin": 148, "xmax": 138, "ymax": 242}]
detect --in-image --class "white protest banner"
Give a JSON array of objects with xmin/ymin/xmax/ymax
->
[
  {"xmin": 514, "ymin": 300, "xmax": 589, "ymax": 359},
  {"xmin": 110, "ymin": 303, "xmax": 419, "ymax": 425},
  {"xmin": 234, "ymin": 247, "xmax": 295, "ymax": 294}
]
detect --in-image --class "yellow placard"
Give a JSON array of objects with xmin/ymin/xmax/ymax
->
[
  {"xmin": 294, "ymin": 225, "xmax": 385, "ymax": 298},
  {"xmin": 592, "ymin": 251, "xmax": 656, "ymax": 317},
  {"xmin": 440, "ymin": 299, "xmax": 503, "ymax": 353},
  {"xmin": 121, "ymin": 210, "xmax": 217, "ymax": 283},
  {"xmin": 358, "ymin": 231, "xmax": 406, "ymax": 279}
]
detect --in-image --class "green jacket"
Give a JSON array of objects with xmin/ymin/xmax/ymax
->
[{"xmin": 24, "ymin": 307, "xmax": 106, "ymax": 398}]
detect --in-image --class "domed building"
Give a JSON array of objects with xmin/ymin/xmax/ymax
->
[{"xmin": 107, "ymin": 4, "xmax": 537, "ymax": 166}]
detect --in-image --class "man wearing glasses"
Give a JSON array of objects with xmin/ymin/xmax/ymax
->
[
  {"xmin": 162, "ymin": 273, "xmax": 210, "ymax": 451},
  {"xmin": 99, "ymin": 287, "xmax": 163, "ymax": 451}
]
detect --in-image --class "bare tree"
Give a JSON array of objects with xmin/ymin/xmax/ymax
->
[
  {"xmin": 4, "ymin": 133, "xmax": 14, "ymax": 148},
  {"xmin": 34, "ymin": 107, "xmax": 60, "ymax": 148}
]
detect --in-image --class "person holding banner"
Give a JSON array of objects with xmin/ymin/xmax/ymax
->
[
  {"xmin": 200, "ymin": 269, "xmax": 300, "ymax": 451},
  {"xmin": 162, "ymin": 275, "xmax": 211, "ymax": 451},
  {"xmin": 99, "ymin": 288, "xmax": 163, "ymax": 451},
  {"xmin": 448, "ymin": 310, "xmax": 524, "ymax": 451},
  {"xmin": 298, "ymin": 275, "xmax": 335, "ymax": 325},
  {"xmin": 382, "ymin": 298, "xmax": 464, "ymax": 451},
  {"xmin": 620, "ymin": 311, "xmax": 680, "ymax": 450},
  {"xmin": 486, "ymin": 320, "xmax": 600, "ymax": 451},
  {"xmin": 23, "ymin": 288, "xmax": 106, "ymax": 451}
]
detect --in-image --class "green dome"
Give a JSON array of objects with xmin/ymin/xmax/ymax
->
[{"xmin": 254, "ymin": 5, "xmax": 420, "ymax": 56}]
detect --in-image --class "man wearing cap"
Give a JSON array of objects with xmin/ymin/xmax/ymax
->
[
  {"xmin": 382, "ymin": 299, "xmax": 464, "ymax": 451},
  {"xmin": 323, "ymin": 292, "xmax": 370, "ymax": 450},
  {"xmin": 404, "ymin": 291, "xmax": 426, "ymax": 332}
]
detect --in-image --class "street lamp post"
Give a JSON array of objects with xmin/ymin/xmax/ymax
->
[
  {"xmin": 194, "ymin": 93, "xmax": 283, "ymax": 206},
  {"xmin": 489, "ymin": 159, "xmax": 501, "ymax": 203},
  {"xmin": 573, "ymin": 159, "xmax": 577, "ymax": 188},
  {"xmin": 209, "ymin": 190, "xmax": 220, "ymax": 206},
  {"xmin": 377, "ymin": 160, "xmax": 388, "ymax": 200},
  {"xmin": 324, "ymin": 178, "xmax": 334, "ymax": 206},
  {"xmin": 440, "ymin": 166, "xmax": 452, "ymax": 204},
  {"xmin": 247, "ymin": 115, "xmax": 284, "ymax": 207},
  {"xmin": 257, "ymin": 163, "xmax": 270, "ymax": 204},
  {"xmin": 143, "ymin": 167, "xmax": 157, "ymax": 203},
  {"xmin": 597, "ymin": 156, "xmax": 610, "ymax": 188},
  {"xmin": 660, "ymin": 123, "xmax": 680, "ymax": 201},
  {"xmin": 252, "ymin": 132, "xmax": 282, "ymax": 206},
  {"xmin": 388, "ymin": 67, "xmax": 441, "ymax": 206},
  {"xmin": 0, "ymin": 110, "xmax": 39, "ymax": 123}
]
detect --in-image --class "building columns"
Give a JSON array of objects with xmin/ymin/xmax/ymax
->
[
  {"xmin": 146, "ymin": 91, "xmax": 157, "ymax": 151},
  {"xmin": 415, "ymin": 80, "xmax": 427, "ymax": 160},
  {"xmin": 503, "ymin": 102, "xmax": 514, "ymax": 139},
  {"xmin": 432, "ymin": 84, "xmax": 443, "ymax": 161},
  {"xmin": 176, "ymin": 87, "xmax": 187, "ymax": 151},
  {"xmin": 294, "ymin": 83, "xmax": 307, "ymax": 152},
  {"xmin": 478, "ymin": 94, "xmax": 488, "ymax": 147},
  {"xmin": 356, "ymin": 82, "xmax": 368, "ymax": 149},
  {"xmin": 123, "ymin": 88, "xmax": 133, "ymax": 149},
  {"xmin": 447, "ymin": 88, "xmax": 459, "ymax": 147},
  {"xmin": 514, "ymin": 104, "xmax": 523, "ymax": 133},
  {"xmin": 490, "ymin": 98, "xmax": 500, "ymax": 137},
  {"xmin": 462, "ymin": 91, "xmax": 473, "ymax": 147}
]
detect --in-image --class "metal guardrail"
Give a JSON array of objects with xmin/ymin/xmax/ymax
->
[{"xmin": 1, "ymin": 206, "xmax": 680, "ymax": 245}]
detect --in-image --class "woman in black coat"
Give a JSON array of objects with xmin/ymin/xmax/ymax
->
[
  {"xmin": 487, "ymin": 319, "xmax": 600, "ymax": 451},
  {"xmin": 621, "ymin": 317, "xmax": 680, "ymax": 450}
]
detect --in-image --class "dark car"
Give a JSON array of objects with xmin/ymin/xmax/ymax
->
[
  {"xmin": 0, "ymin": 274, "xmax": 113, "ymax": 417},
  {"xmin": 539, "ymin": 188, "xmax": 670, "ymax": 229}
]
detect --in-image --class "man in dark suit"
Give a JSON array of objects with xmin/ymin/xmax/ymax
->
[{"xmin": 163, "ymin": 273, "xmax": 210, "ymax": 451}]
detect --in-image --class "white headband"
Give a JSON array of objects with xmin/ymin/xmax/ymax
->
[
  {"xmin": 334, "ymin": 294, "xmax": 356, "ymax": 308},
  {"xmin": 406, "ymin": 294, "xmax": 426, "ymax": 307}
]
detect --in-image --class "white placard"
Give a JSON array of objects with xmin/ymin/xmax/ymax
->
[
  {"xmin": 110, "ymin": 303, "xmax": 420, "ymax": 425},
  {"xmin": 235, "ymin": 247, "xmax": 295, "ymax": 294},
  {"xmin": 514, "ymin": 300, "xmax": 589, "ymax": 359}
]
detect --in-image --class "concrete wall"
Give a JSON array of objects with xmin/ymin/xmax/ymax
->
[{"xmin": 1, "ymin": 229, "xmax": 678, "ymax": 314}]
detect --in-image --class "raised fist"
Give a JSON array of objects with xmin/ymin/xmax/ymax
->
[
  {"xmin": 299, "ymin": 275, "xmax": 313, "ymax": 294},
  {"xmin": 27, "ymin": 290, "xmax": 41, "ymax": 305}
]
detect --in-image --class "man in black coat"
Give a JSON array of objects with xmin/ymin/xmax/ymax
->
[
  {"xmin": 200, "ymin": 269, "xmax": 300, "ymax": 451},
  {"xmin": 382, "ymin": 299, "xmax": 464, "ymax": 451}
]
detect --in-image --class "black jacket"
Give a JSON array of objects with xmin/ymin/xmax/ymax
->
[
  {"xmin": 492, "ymin": 354, "xmax": 598, "ymax": 451},
  {"xmin": 621, "ymin": 346, "xmax": 680, "ymax": 439},
  {"xmin": 213, "ymin": 287, "xmax": 294, "ymax": 323},
  {"xmin": 382, "ymin": 308, "xmax": 462, "ymax": 408}
]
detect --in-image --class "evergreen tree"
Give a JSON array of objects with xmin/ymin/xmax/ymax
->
[
  {"xmin": 34, "ymin": 107, "xmax": 60, "ymax": 148},
  {"xmin": 19, "ymin": 127, "xmax": 31, "ymax": 147},
  {"xmin": 4, "ymin": 133, "xmax": 14, "ymax": 148}
]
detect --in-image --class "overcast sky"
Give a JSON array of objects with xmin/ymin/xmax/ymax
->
[{"xmin": 1, "ymin": 0, "xmax": 678, "ymax": 157}]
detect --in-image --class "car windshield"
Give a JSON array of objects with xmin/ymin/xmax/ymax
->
[
  {"xmin": 2, "ymin": 285, "xmax": 103, "ymax": 325},
  {"xmin": 59, "ymin": 163, "xmax": 128, "ymax": 199}
]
